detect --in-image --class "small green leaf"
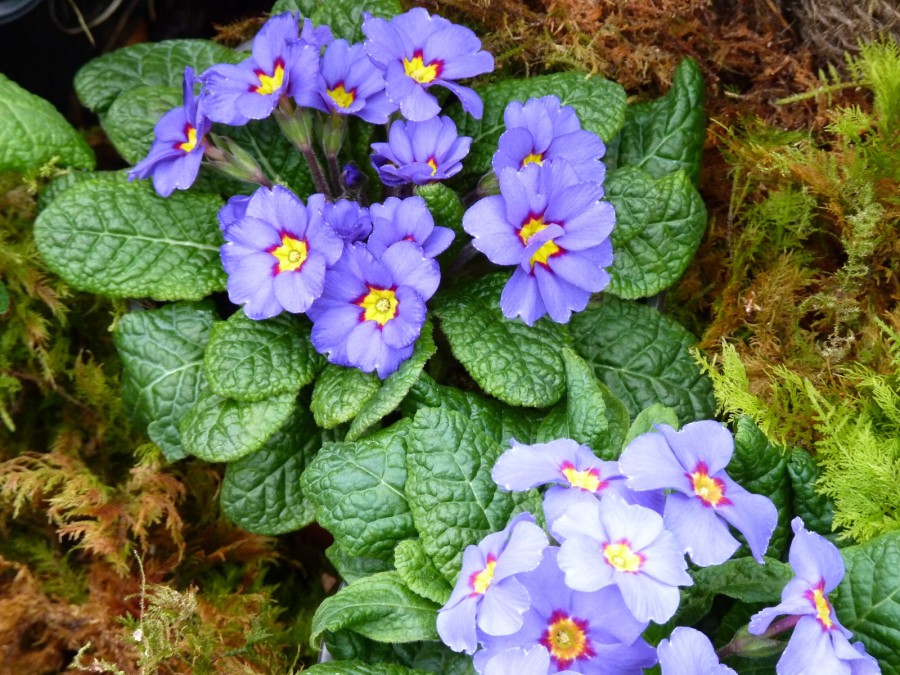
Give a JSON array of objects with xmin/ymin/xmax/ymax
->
[
  {"xmin": 787, "ymin": 448, "xmax": 834, "ymax": 534},
  {"xmin": 346, "ymin": 321, "xmax": 436, "ymax": 441},
  {"xmin": 415, "ymin": 183, "xmax": 466, "ymax": 261},
  {"xmin": 179, "ymin": 387, "xmax": 295, "ymax": 462},
  {"xmin": 311, "ymin": 364, "xmax": 381, "ymax": 429},
  {"xmin": 691, "ymin": 556, "xmax": 793, "ymax": 605},
  {"xmin": 605, "ymin": 167, "xmax": 707, "ymax": 299},
  {"xmin": 220, "ymin": 405, "xmax": 322, "ymax": 535},
  {"xmin": 394, "ymin": 539, "xmax": 453, "ymax": 605},
  {"xmin": 204, "ymin": 311, "xmax": 323, "ymax": 402},
  {"xmin": 34, "ymin": 179, "xmax": 225, "ymax": 300},
  {"xmin": 102, "ymin": 85, "xmax": 182, "ymax": 164},
  {"xmin": 311, "ymin": 0, "xmax": 403, "ymax": 42},
  {"xmin": 615, "ymin": 58, "xmax": 706, "ymax": 185},
  {"xmin": 598, "ymin": 381, "xmax": 631, "ymax": 459},
  {"xmin": 302, "ymin": 422, "xmax": 415, "ymax": 562},
  {"xmin": 309, "ymin": 571, "xmax": 440, "ymax": 646},
  {"xmin": 452, "ymin": 72, "xmax": 627, "ymax": 177},
  {"xmin": 569, "ymin": 295, "xmax": 716, "ymax": 422},
  {"xmin": 115, "ymin": 301, "xmax": 217, "ymax": 461},
  {"xmin": 833, "ymin": 530, "xmax": 900, "ymax": 671},
  {"xmin": 0, "ymin": 73, "xmax": 94, "ymax": 173},
  {"xmin": 224, "ymin": 118, "xmax": 315, "ymax": 198},
  {"xmin": 623, "ymin": 404, "xmax": 679, "ymax": 449},
  {"xmin": 435, "ymin": 273, "xmax": 570, "ymax": 408},
  {"xmin": 406, "ymin": 408, "xmax": 517, "ymax": 582},
  {"xmin": 75, "ymin": 40, "xmax": 239, "ymax": 113},
  {"xmin": 327, "ymin": 542, "xmax": 394, "ymax": 584},
  {"xmin": 0, "ymin": 281, "xmax": 8, "ymax": 315},
  {"xmin": 304, "ymin": 662, "xmax": 429, "ymax": 675}
]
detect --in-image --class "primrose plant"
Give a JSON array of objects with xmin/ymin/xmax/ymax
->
[{"xmin": 28, "ymin": 0, "xmax": 891, "ymax": 672}]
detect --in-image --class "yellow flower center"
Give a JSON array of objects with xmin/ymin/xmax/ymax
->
[
  {"xmin": 522, "ymin": 151, "xmax": 544, "ymax": 167},
  {"xmin": 358, "ymin": 287, "xmax": 399, "ymax": 326},
  {"xmin": 327, "ymin": 82, "xmax": 356, "ymax": 109},
  {"xmin": 810, "ymin": 585, "xmax": 834, "ymax": 630},
  {"xmin": 403, "ymin": 51, "xmax": 441, "ymax": 84},
  {"xmin": 469, "ymin": 557, "xmax": 496, "ymax": 595},
  {"xmin": 177, "ymin": 124, "xmax": 198, "ymax": 153},
  {"xmin": 540, "ymin": 611, "xmax": 593, "ymax": 669},
  {"xmin": 254, "ymin": 60, "xmax": 285, "ymax": 95},
  {"xmin": 603, "ymin": 540, "xmax": 644, "ymax": 573},
  {"xmin": 689, "ymin": 464, "xmax": 728, "ymax": 507},
  {"xmin": 517, "ymin": 215, "xmax": 561, "ymax": 268},
  {"xmin": 560, "ymin": 461, "xmax": 604, "ymax": 492},
  {"xmin": 270, "ymin": 234, "xmax": 308, "ymax": 274},
  {"xmin": 427, "ymin": 157, "xmax": 438, "ymax": 176}
]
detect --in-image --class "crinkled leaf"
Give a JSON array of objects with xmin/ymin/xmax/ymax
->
[
  {"xmin": 435, "ymin": 273, "xmax": 570, "ymax": 408},
  {"xmin": 102, "ymin": 85, "xmax": 182, "ymax": 165},
  {"xmin": 38, "ymin": 170, "xmax": 127, "ymax": 211},
  {"xmin": 204, "ymin": 311, "xmax": 323, "ymax": 402},
  {"xmin": 327, "ymin": 542, "xmax": 393, "ymax": 584},
  {"xmin": 309, "ymin": 571, "xmax": 440, "ymax": 646},
  {"xmin": 614, "ymin": 58, "xmax": 706, "ymax": 185},
  {"xmin": 312, "ymin": 0, "xmax": 403, "ymax": 42},
  {"xmin": 346, "ymin": 321, "xmax": 436, "ymax": 441},
  {"xmin": 311, "ymin": 364, "xmax": 381, "ymax": 429},
  {"xmin": 536, "ymin": 348, "xmax": 609, "ymax": 453},
  {"xmin": 304, "ymin": 663, "xmax": 430, "ymax": 675},
  {"xmin": 731, "ymin": 416, "xmax": 791, "ymax": 558},
  {"xmin": 415, "ymin": 183, "xmax": 466, "ymax": 261},
  {"xmin": 34, "ymin": 179, "xmax": 225, "ymax": 300},
  {"xmin": 623, "ymin": 403, "xmax": 679, "ymax": 449},
  {"xmin": 606, "ymin": 167, "xmax": 707, "ymax": 299},
  {"xmin": 75, "ymin": 40, "xmax": 240, "ymax": 113},
  {"xmin": 406, "ymin": 407, "xmax": 517, "ymax": 582},
  {"xmin": 115, "ymin": 301, "xmax": 217, "ymax": 462},
  {"xmin": 393, "ymin": 539, "xmax": 452, "ymax": 605},
  {"xmin": 404, "ymin": 642, "xmax": 477, "ymax": 675},
  {"xmin": 788, "ymin": 448, "xmax": 834, "ymax": 534},
  {"xmin": 220, "ymin": 404, "xmax": 324, "ymax": 534},
  {"xmin": 302, "ymin": 422, "xmax": 415, "ymax": 561},
  {"xmin": 833, "ymin": 530, "xmax": 900, "ymax": 671},
  {"xmin": 179, "ymin": 387, "xmax": 295, "ymax": 462},
  {"xmin": 691, "ymin": 556, "xmax": 793, "ymax": 605},
  {"xmin": 223, "ymin": 117, "xmax": 315, "ymax": 198},
  {"xmin": 569, "ymin": 296, "xmax": 716, "ymax": 422},
  {"xmin": 0, "ymin": 73, "xmax": 94, "ymax": 172},
  {"xmin": 451, "ymin": 72, "xmax": 627, "ymax": 177}
]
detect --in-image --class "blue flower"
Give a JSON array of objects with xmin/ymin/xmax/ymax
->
[
  {"xmin": 367, "ymin": 195, "xmax": 454, "ymax": 258},
  {"xmin": 657, "ymin": 627, "xmax": 737, "ymax": 675},
  {"xmin": 371, "ymin": 116, "xmax": 471, "ymax": 186}
]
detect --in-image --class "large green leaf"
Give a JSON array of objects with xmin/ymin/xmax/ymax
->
[
  {"xmin": 0, "ymin": 74, "xmax": 94, "ymax": 173},
  {"xmin": 102, "ymin": 85, "xmax": 182, "ymax": 165},
  {"xmin": 435, "ymin": 273, "xmax": 570, "ymax": 408},
  {"xmin": 311, "ymin": 364, "xmax": 381, "ymax": 429},
  {"xmin": 220, "ymin": 405, "xmax": 324, "ymax": 534},
  {"xmin": 405, "ymin": 408, "xmax": 517, "ymax": 582},
  {"xmin": 787, "ymin": 448, "xmax": 834, "ymax": 534},
  {"xmin": 327, "ymin": 542, "xmax": 393, "ymax": 584},
  {"xmin": 204, "ymin": 311, "xmax": 322, "ymax": 402},
  {"xmin": 270, "ymin": 0, "xmax": 403, "ymax": 42},
  {"xmin": 302, "ymin": 422, "xmax": 415, "ymax": 561},
  {"xmin": 834, "ymin": 530, "xmax": 900, "ymax": 672},
  {"xmin": 304, "ymin": 663, "xmax": 430, "ymax": 675},
  {"xmin": 115, "ymin": 301, "xmax": 217, "ymax": 461},
  {"xmin": 309, "ymin": 571, "xmax": 439, "ymax": 646},
  {"xmin": 75, "ymin": 40, "xmax": 239, "ymax": 113},
  {"xmin": 34, "ymin": 179, "xmax": 225, "ymax": 300},
  {"xmin": 393, "ymin": 539, "xmax": 453, "ymax": 605},
  {"xmin": 569, "ymin": 296, "xmax": 715, "ymax": 422},
  {"xmin": 605, "ymin": 167, "xmax": 707, "ymax": 299},
  {"xmin": 691, "ymin": 557, "xmax": 793, "ymax": 605},
  {"xmin": 451, "ymin": 72, "xmax": 627, "ymax": 177}
]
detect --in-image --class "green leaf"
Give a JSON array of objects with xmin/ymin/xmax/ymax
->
[
  {"xmin": 605, "ymin": 167, "xmax": 707, "ymax": 299},
  {"xmin": 536, "ymin": 348, "xmax": 609, "ymax": 453},
  {"xmin": 833, "ymin": 530, "xmax": 900, "ymax": 671},
  {"xmin": 327, "ymin": 542, "xmax": 393, "ymax": 584},
  {"xmin": 435, "ymin": 273, "xmax": 570, "ymax": 408},
  {"xmin": 304, "ymin": 662, "xmax": 429, "ymax": 675},
  {"xmin": 0, "ymin": 281, "xmax": 8, "ymax": 315},
  {"xmin": 346, "ymin": 321, "xmax": 436, "ymax": 441},
  {"xmin": 393, "ymin": 539, "xmax": 453, "ymax": 605},
  {"xmin": 691, "ymin": 556, "xmax": 793, "ymax": 605},
  {"xmin": 223, "ymin": 118, "xmax": 315, "ymax": 198},
  {"xmin": 788, "ymin": 448, "xmax": 834, "ymax": 534},
  {"xmin": 452, "ymin": 72, "xmax": 627, "ymax": 177},
  {"xmin": 0, "ymin": 73, "xmax": 94, "ymax": 173},
  {"xmin": 204, "ymin": 311, "xmax": 323, "ymax": 402},
  {"xmin": 415, "ymin": 183, "xmax": 466, "ymax": 261},
  {"xmin": 220, "ymin": 405, "xmax": 323, "ymax": 534},
  {"xmin": 731, "ymin": 416, "xmax": 792, "ymax": 558},
  {"xmin": 311, "ymin": 0, "xmax": 403, "ymax": 42},
  {"xmin": 311, "ymin": 364, "xmax": 381, "ymax": 429},
  {"xmin": 598, "ymin": 381, "xmax": 631, "ymax": 458},
  {"xmin": 179, "ymin": 387, "xmax": 295, "ymax": 462},
  {"xmin": 102, "ymin": 85, "xmax": 182, "ymax": 164},
  {"xmin": 623, "ymin": 403, "xmax": 679, "ymax": 449},
  {"xmin": 34, "ymin": 179, "xmax": 225, "ymax": 300},
  {"xmin": 615, "ymin": 58, "xmax": 706, "ymax": 185},
  {"xmin": 75, "ymin": 40, "xmax": 239, "ymax": 113},
  {"xmin": 309, "ymin": 571, "xmax": 439, "ymax": 646},
  {"xmin": 38, "ymin": 170, "xmax": 127, "ymax": 211},
  {"xmin": 405, "ymin": 408, "xmax": 517, "ymax": 582},
  {"xmin": 569, "ymin": 295, "xmax": 716, "ymax": 422},
  {"xmin": 302, "ymin": 422, "xmax": 415, "ymax": 561},
  {"xmin": 115, "ymin": 301, "xmax": 217, "ymax": 462}
]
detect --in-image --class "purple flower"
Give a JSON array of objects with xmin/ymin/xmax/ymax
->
[
  {"xmin": 218, "ymin": 194, "xmax": 251, "ymax": 232},
  {"xmin": 362, "ymin": 7, "xmax": 494, "ymax": 121},
  {"xmin": 463, "ymin": 161, "xmax": 615, "ymax": 325},
  {"xmin": 129, "ymin": 67, "xmax": 210, "ymax": 197},
  {"xmin": 293, "ymin": 38, "xmax": 397, "ymax": 124},
  {"xmin": 493, "ymin": 97, "xmax": 607, "ymax": 186},
  {"xmin": 437, "ymin": 513, "xmax": 549, "ymax": 655},
  {"xmin": 618, "ymin": 421, "xmax": 778, "ymax": 567},
  {"xmin": 371, "ymin": 116, "xmax": 472, "ymax": 186},
  {"xmin": 367, "ymin": 195, "xmax": 454, "ymax": 258},
  {"xmin": 322, "ymin": 199, "xmax": 372, "ymax": 246},
  {"xmin": 219, "ymin": 186, "xmax": 343, "ymax": 320},
  {"xmin": 657, "ymin": 627, "xmax": 737, "ymax": 675},
  {"xmin": 307, "ymin": 240, "xmax": 440, "ymax": 377},
  {"xmin": 474, "ymin": 547, "xmax": 656, "ymax": 674},
  {"xmin": 200, "ymin": 12, "xmax": 319, "ymax": 125},
  {"xmin": 299, "ymin": 17, "xmax": 333, "ymax": 49},
  {"xmin": 749, "ymin": 518, "xmax": 881, "ymax": 675},
  {"xmin": 555, "ymin": 496, "xmax": 691, "ymax": 623}
]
